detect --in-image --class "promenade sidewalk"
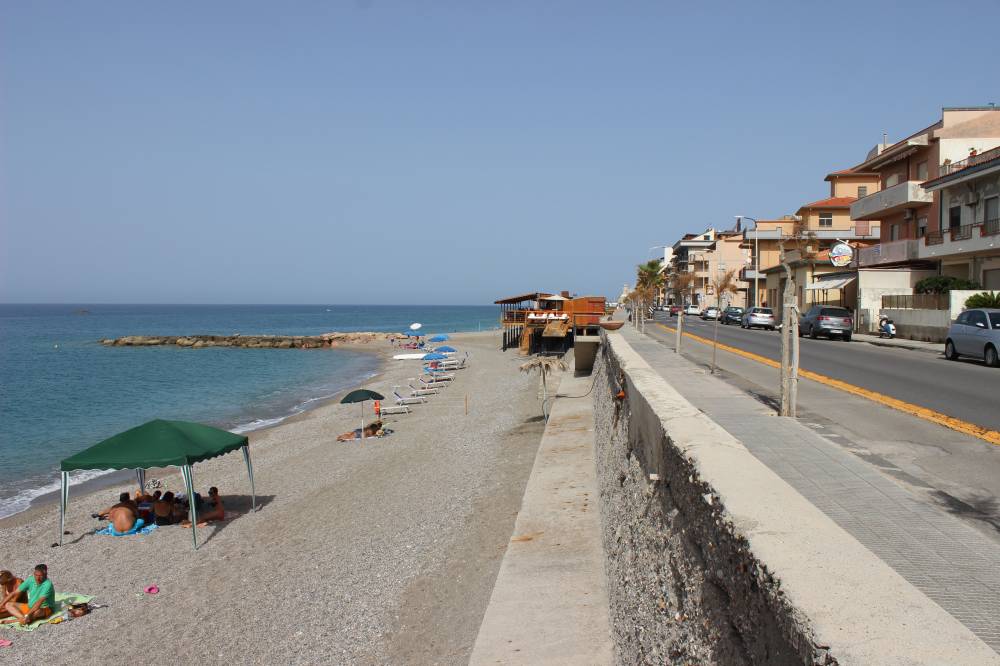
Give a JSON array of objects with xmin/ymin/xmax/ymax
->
[
  {"xmin": 620, "ymin": 324, "xmax": 1000, "ymax": 654},
  {"xmin": 852, "ymin": 331, "xmax": 943, "ymax": 354},
  {"xmin": 470, "ymin": 371, "xmax": 613, "ymax": 665}
]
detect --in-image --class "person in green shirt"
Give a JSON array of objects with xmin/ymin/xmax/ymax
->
[{"xmin": 1, "ymin": 564, "xmax": 55, "ymax": 625}]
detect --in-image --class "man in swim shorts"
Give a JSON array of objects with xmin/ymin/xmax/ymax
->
[{"xmin": 1, "ymin": 564, "xmax": 55, "ymax": 625}]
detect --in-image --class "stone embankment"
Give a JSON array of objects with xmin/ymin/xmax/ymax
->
[
  {"xmin": 592, "ymin": 330, "xmax": 998, "ymax": 665},
  {"xmin": 100, "ymin": 332, "xmax": 396, "ymax": 349}
]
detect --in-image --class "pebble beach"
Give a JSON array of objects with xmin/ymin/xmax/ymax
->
[{"xmin": 0, "ymin": 331, "xmax": 548, "ymax": 664}]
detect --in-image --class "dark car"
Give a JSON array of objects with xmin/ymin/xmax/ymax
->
[
  {"xmin": 798, "ymin": 305, "xmax": 853, "ymax": 341},
  {"xmin": 669, "ymin": 305, "xmax": 681, "ymax": 317},
  {"xmin": 721, "ymin": 306, "xmax": 744, "ymax": 325}
]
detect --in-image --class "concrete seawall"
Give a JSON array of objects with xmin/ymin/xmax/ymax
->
[{"xmin": 592, "ymin": 330, "xmax": 999, "ymax": 665}]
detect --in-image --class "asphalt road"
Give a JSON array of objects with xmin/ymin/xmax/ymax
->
[{"xmin": 648, "ymin": 313, "xmax": 1000, "ymax": 432}]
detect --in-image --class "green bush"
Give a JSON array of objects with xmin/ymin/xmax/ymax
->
[
  {"xmin": 914, "ymin": 275, "xmax": 980, "ymax": 294},
  {"xmin": 964, "ymin": 291, "xmax": 1000, "ymax": 309}
]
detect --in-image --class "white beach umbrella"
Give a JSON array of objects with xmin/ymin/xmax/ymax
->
[{"xmin": 410, "ymin": 322, "xmax": 422, "ymax": 331}]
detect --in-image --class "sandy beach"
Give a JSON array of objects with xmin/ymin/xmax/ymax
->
[{"xmin": 0, "ymin": 331, "xmax": 547, "ymax": 664}]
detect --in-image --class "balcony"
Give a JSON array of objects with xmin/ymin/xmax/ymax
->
[
  {"xmin": 858, "ymin": 239, "xmax": 920, "ymax": 266},
  {"xmin": 939, "ymin": 146, "xmax": 1000, "ymax": 177},
  {"xmin": 920, "ymin": 219, "xmax": 1000, "ymax": 259},
  {"xmin": 850, "ymin": 181, "xmax": 933, "ymax": 221}
]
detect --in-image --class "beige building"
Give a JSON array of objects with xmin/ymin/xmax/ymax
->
[{"xmin": 668, "ymin": 228, "xmax": 750, "ymax": 309}]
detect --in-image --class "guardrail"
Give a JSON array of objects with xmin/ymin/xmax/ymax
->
[
  {"xmin": 939, "ymin": 146, "xmax": 1000, "ymax": 176},
  {"xmin": 981, "ymin": 218, "xmax": 1000, "ymax": 237},
  {"xmin": 950, "ymin": 224, "xmax": 975, "ymax": 241},
  {"xmin": 924, "ymin": 231, "xmax": 944, "ymax": 246}
]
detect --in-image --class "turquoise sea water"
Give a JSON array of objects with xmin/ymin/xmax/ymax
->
[{"xmin": 0, "ymin": 304, "xmax": 498, "ymax": 517}]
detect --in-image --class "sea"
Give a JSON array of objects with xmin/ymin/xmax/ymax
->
[{"xmin": 0, "ymin": 304, "xmax": 498, "ymax": 519}]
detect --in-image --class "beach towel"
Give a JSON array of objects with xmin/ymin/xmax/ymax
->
[
  {"xmin": 1, "ymin": 593, "xmax": 92, "ymax": 632},
  {"xmin": 95, "ymin": 520, "xmax": 158, "ymax": 537}
]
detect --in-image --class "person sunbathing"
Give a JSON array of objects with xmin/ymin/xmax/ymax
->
[
  {"xmin": 336, "ymin": 420, "xmax": 383, "ymax": 442},
  {"xmin": 0, "ymin": 571, "xmax": 26, "ymax": 619},
  {"xmin": 1, "ymin": 565, "xmax": 55, "ymax": 625},
  {"xmin": 153, "ymin": 491, "xmax": 177, "ymax": 526},
  {"xmin": 181, "ymin": 487, "xmax": 225, "ymax": 528}
]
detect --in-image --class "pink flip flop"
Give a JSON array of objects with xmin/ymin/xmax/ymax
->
[
  {"xmin": 0, "ymin": 638, "xmax": 12, "ymax": 648},
  {"xmin": 144, "ymin": 585, "xmax": 159, "ymax": 595}
]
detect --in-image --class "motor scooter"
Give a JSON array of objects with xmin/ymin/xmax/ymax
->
[{"xmin": 878, "ymin": 315, "xmax": 896, "ymax": 339}]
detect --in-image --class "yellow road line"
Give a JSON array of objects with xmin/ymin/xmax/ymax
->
[{"xmin": 655, "ymin": 322, "xmax": 1000, "ymax": 447}]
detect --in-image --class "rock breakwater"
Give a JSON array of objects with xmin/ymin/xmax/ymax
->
[{"xmin": 100, "ymin": 332, "xmax": 396, "ymax": 349}]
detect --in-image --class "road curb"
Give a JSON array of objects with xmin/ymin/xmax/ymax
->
[{"xmin": 853, "ymin": 337, "xmax": 943, "ymax": 355}]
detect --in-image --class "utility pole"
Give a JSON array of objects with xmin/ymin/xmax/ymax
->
[
  {"xmin": 778, "ymin": 246, "xmax": 800, "ymax": 417},
  {"xmin": 676, "ymin": 306, "xmax": 683, "ymax": 352}
]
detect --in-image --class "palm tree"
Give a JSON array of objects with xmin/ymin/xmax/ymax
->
[
  {"xmin": 520, "ymin": 356, "xmax": 568, "ymax": 420},
  {"xmin": 635, "ymin": 259, "xmax": 664, "ymax": 332},
  {"xmin": 710, "ymin": 268, "xmax": 740, "ymax": 374}
]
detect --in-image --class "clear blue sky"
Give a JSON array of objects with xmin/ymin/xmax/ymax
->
[{"xmin": 2, "ymin": 1, "xmax": 997, "ymax": 304}]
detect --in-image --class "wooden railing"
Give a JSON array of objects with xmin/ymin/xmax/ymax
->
[{"xmin": 881, "ymin": 294, "xmax": 949, "ymax": 310}]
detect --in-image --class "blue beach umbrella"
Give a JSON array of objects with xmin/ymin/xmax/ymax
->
[
  {"xmin": 403, "ymin": 331, "xmax": 422, "ymax": 337},
  {"xmin": 429, "ymin": 334, "xmax": 449, "ymax": 342},
  {"xmin": 436, "ymin": 346, "xmax": 457, "ymax": 353},
  {"xmin": 422, "ymin": 352, "xmax": 447, "ymax": 361}
]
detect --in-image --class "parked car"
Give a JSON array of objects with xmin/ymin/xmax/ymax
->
[
  {"xmin": 684, "ymin": 304, "xmax": 700, "ymax": 316},
  {"xmin": 798, "ymin": 305, "xmax": 853, "ymax": 341},
  {"xmin": 741, "ymin": 307, "xmax": 775, "ymax": 330},
  {"xmin": 721, "ymin": 306, "xmax": 744, "ymax": 325},
  {"xmin": 700, "ymin": 306, "xmax": 720, "ymax": 320},
  {"xmin": 669, "ymin": 305, "xmax": 681, "ymax": 317},
  {"xmin": 945, "ymin": 308, "xmax": 1000, "ymax": 366}
]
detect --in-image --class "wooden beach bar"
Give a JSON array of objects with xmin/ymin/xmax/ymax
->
[{"xmin": 494, "ymin": 291, "xmax": 605, "ymax": 368}]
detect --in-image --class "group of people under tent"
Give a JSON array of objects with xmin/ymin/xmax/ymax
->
[{"xmin": 94, "ymin": 485, "xmax": 227, "ymax": 534}]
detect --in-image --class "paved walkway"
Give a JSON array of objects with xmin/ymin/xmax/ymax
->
[
  {"xmin": 470, "ymin": 371, "xmax": 613, "ymax": 665},
  {"xmin": 620, "ymin": 325, "xmax": 1000, "ymax": 653},
  {"xmin": 852, "ymin": 331, "xmax": 943, "ymax": 354}
]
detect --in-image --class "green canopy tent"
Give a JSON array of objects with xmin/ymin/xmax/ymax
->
[{"xmin": 59, "ymin": 419, "xmax": 256, "ymax": 549}]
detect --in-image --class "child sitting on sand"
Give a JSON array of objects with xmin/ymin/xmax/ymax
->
[{"xmin": 0, "ymin": 571, "xmax": 26, "ymax": 619}]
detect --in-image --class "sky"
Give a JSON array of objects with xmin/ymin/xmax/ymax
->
[{"xmin": 2, "ymin": 1, "xmax": 998, "ymax": 305}]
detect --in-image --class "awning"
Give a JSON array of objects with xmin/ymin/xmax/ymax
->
[{"xmin": 806, "ymin": 275, "xmax": 856, "ymax": 291}]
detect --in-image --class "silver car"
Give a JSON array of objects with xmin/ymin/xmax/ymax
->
[
  {"xmin": 945, "ymin": 308, "xmax": 1000, "ymax": 367},
  {"xmin": 741, "ymin": 307, "xmax": 775, "ymax": 330},
  {"xmin": 798, "ymin": 305, "xmax": 853, "ymax": 341}
]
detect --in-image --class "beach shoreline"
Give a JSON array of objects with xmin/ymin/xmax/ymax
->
[
  {"xmin": 0, "ymin": 342, "xmax": 390, "ymax": 528},
  {"xmin": 1, "ymin": 329, "xmax": 547, "ymax": 664}
]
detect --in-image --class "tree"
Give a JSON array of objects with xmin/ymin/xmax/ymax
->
[
  {"xmin": 635, "ymin": 259, "xmax": 664, "ymax": 333},
  {"xmin": 916, "ymin": 276, "xmax": 980, "ymax": 294},
  {"xmin": 710, "ymin": 268, "xmax": 740, "ymax": 374},
  {"xmin": 519, "ymin": 356, "xmax": 568, "ymax": 421},
  {"xmin": 672, "ymin": 271, "xmax": 697, "ymax": 353},
  {"xmin": 965, "ymin": 291, "xmax": 1000, "ymax": 308}
]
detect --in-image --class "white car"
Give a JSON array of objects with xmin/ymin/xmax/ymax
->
[{"xmin": 684, "ymin": 305, "xmax": 700, "ymax": 315}]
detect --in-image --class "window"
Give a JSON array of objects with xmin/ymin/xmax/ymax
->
[
  {"xmin": 949, "ymin": 206, "xmax": 962, "ymax": 230},
  {"xmin": 819, "ymin": 213, "xmax": 833, "ymax": 227},
  {"xmin": 916, "ymin": 161, "xmax": 928, "ymax": 180},
  {"xmin": 986, "ymin": 196, "xmax": 999, "ymax": 223},
  {"xmin": 917, "ymin": 216, "xmax": 927, "ymax": 238},
  {"xmin": 890, "ymin": 224, "xmax": 900, "ymax": 241},
  {"xmin": 858, "ymin": 186, "xmax": 868, "ymax": 198},
  {"xmin": 969, "ymin": 310, "xmax": 988, "ymax": 328},
  {"xmin": 885, "ymin": 173, "xmax": 900, "ymax": 188},
  {"xmin": 956, "ymin": 311, "xmax": 970, "ymax": 325},
  {"xmin": 989, "ymin": 312, "xmax": 1000, "ymax": 329}
]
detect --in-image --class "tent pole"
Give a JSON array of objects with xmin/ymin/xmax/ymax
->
[
  {"xmin": 182, "ymin": 465, "xmax": 198, "ymax": 550},
  {"xmin": 59, "ymin": 472, "xmax": 68, "ymax": 546},
  {"xmin": 136, "ymin": 468, "xmax": 146, "ymax": 495},
  {"xmin": 360, "ymin": 403, "xmax": 364, "ymax": 441},
  {"xmin": 242, "ymin": 445, "xmax": 256, "ymax": 512}
]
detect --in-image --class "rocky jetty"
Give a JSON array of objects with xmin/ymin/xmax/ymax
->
[{"xmin": 100, "ymin": 332, "xmax": 397, "ymax": 349}]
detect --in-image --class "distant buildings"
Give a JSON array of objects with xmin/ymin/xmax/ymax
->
[{"xmin": 659, "ymin": 105, "xmax": 1000, "ymax": 333}]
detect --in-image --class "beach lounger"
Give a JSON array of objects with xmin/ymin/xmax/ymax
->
[
  {"xmin": 394, "ymin": 389, "xmax": 427, "ymax": 405},
  {"xmin": 416, "ymin": 375, "xmax": 450, "ymax": 388},
  {"xmin": 380, "ymin": 404, "xmax": 410, "ymax": 415},
  {"xmin": 407, "ymin": 379, "xmax": 440, "ymax": 396},
  {"xmin": 422, "ymin": 369, "xmax": 455, "ymax": 381}
]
